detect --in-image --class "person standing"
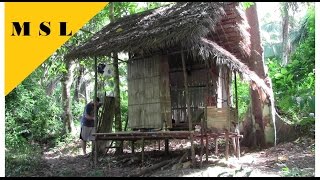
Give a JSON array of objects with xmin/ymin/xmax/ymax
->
[{"xmin": 80, "ymin": 97, "xmax": 101, "ymax": 156}]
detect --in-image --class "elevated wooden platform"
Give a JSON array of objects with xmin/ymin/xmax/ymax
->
[
  {"xmin": 93, "ymin": 130, "xmax": 242, "ymax": 141},
  {"xmin": 92, "ymin": 130, "xmax": 242, "ymax": 167}
]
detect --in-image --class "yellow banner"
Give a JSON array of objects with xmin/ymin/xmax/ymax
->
[{"xmin": 5, "ymin": 2, "xmax": 108, "ymax": 95}]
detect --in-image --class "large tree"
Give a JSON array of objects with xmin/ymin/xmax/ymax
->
[
  {"xmin": 61, "ymin": 59, "xmax": 76, "ymax": 135},
  {"xmin": 245, "ymin": 3, "xmax": 276, "ymax": 148}
]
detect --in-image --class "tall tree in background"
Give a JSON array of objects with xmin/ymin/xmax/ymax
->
[
  {"xmin": 74, "ymin": 64, "xmax": 84, "ymax": 102},
  {"xmin": 61, "ymin": 59, "xmax": 76, "ymax": 135},
  {"xmin": 281, "ymin": 2, "xmax": 290, "ymax": 66},
  {"xmin": 280, "ymin": 2, "xmax": 305, "ymax": 66}
]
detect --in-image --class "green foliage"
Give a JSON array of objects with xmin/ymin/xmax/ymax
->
[
  {"xmin": 71, "ymin": 100, "xmax": 85, "ymax": 127},
  {"xmin": 232, "ymin": 75, "xmax": 250, "ymax": 121},
  {"xmin": 5, "ymin": 143, "xmax": 42, "ymax": 177},
  {"xmin": 260, "ymin": 3, "xmax": 310, "ymax": 60},
  {"xmin": 241, "ymin": 2, "xmax": 254, "ymax": 9},
  {"xmin": 266, "ymin": 6, "xmax": 314, "ymax": 134},
  {"xmin": 5, "ymin": 69, "xmax": 65, "ymax": 176},
  {"xmin": 282, "ymin": 166, "xmax": 307, "ymax": 177},
  {"xmin": 85, "ymin": 170, "xmax": 105, "ymax": 177},
  {"xmin": 6, "ymin": 72, "xmax": 63, "ymax": 148}
]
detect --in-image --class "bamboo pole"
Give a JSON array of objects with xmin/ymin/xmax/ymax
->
[
  {"xmin": 215, "ymin": 138, "xmax": 218, "ymax": 155},
  {"xmin": 131, "ymin": 141, "xmax": 135, "ymax": 154},
  {"xmin": 200, "ymin": 120, "xmax": 204, "ymax": 167},
  {"xmin": 205, "ymin": 65, "xmax": 210, "ymax": 162},
  {"xmin": 142, "ymin": 138, "xmax": 145, "ymax": 166},
  {"xmin": 94, "ymin": 56, "xmax": 98, "ymax": 167},
  {"xmin": 165, "ymin": 139, "xmax": 169, "ymax": 155},
  {"xmin": 234, "ymin": 72, "xmax": 239, "ymax": 127},
  {"xmin": 234, "ymin": 72, "xmax": 241, "ymax": 159},
  {"xmin": 200, "ymin": 68, "xmax": 209, "ymax": 167},
  {"xmin": 181, "ymin": 50, "xmax": 195, "ymax": 167},
  {"xmin": 225, "ymin": 131, "xmax": 229, "ymax": 161},
  {"xmin": 205, "ymin": 66, "xmax": 213, "ymax": 162}
]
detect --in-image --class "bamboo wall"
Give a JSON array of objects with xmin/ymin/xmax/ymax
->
[
  {"xmin": 128, "ymin": 55, "xmax": 171, "ymax": 129},
  {"xmin": 127, "ymin": 51, "xmax": 235, "ymax": 132},
  {"xmin": 207, "ymin": 106, "xmax": 237, "ymax": 133}
]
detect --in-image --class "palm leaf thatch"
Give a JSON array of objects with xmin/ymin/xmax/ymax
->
[
  {"xmin": 65, "ymin": 2, "xmax": 246, "ymax": 60},
  {"xmin": 200, "ymin": 38, "xmax": 272, "ymax": 97},
  {"xmin": 65, "ymin": 2, "xmax": 271, "ymax": 97}
]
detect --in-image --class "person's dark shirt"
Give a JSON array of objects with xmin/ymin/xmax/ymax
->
[
  {"xmin": 81, "ymin": 102, "xmax": 103, "ymax": 127},
  {"xmin": 82, "ymin": 102, "xmax": 95, "ymax": 127}
]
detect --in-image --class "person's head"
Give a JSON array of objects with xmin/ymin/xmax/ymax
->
[{"xmin": 93, "ymin": 97, "xmax": 100, "ymax": 107}]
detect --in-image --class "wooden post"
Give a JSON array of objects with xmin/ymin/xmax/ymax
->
[
  {"xmin": 200, "ymin": 122, "xmax": 204, "ymax": 167},
  {"xmin": 165, "ymin": 139, "xmax": 169, "ymax": 155},
  {"xmin": 236, "ymin": 135, "xmax": 241, "ymax": 159},
  {"xmin": 201, "ymin": 69, "xmax": 209, "ymax": 167},
  {"xmin": 206, "ymin": 134, "xmax": 209, "ymax": 162},
  {"xmin": 234, "ymin": 72, "xmax": 239, "ymax": 127},
  {"xmin": 181, "ymin": 50, "xmax": 195, "ymax": 167},
  {"xmin": 215, "ymin": 137, "xmax": 218, "ymax": 155},
  {"xmin": 158, "ymin": 140, "xmax": 161, "ymax": 150},
  {"xmin": 232, "ymin": 137, "xmax": 237, "ymax": 156},
  {"xmin": 131, "ymin": 141, "xmax": 135, "ymax": 154},
  {"xmin": 205, "ymin": 66, "xmax": 210, "ymax": 162},
  {"xmin": 142, "ymin": 138, "xmax": 145, "ymax": 166},
  {"xmin": 225, "ymin": 131, "xmax": 229, "ymax": 161},
  {"xmin": 234, "ymin": 71, "xmax": 241, "ymax": 159},
  {"xmin": 94, "ymin": 56, "xmax": 98, "ymax": 167}
]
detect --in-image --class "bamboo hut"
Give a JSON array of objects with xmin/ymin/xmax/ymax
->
[
  {"xmin": 66, "ymin": 2, "xmax": 271, "ymax": 137},
  {"xmin": 66, "ymin": 2, "xmax": 269, "ymax": 134}
]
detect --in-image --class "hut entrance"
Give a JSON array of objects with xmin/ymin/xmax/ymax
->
[{"xmin": 168, "ymin": 52, "xmax": 237, "ymax": 133}]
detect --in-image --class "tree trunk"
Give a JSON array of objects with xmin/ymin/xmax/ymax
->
[
  {"xmin": 282, "ymin": 2, "xmax": 290, "ymax": 66},
  {"xmin": 113, "ymin": 52, "xmax": 123, "ymax": 154},
  {"xmin": 245, "ymin": 3, "xmax": 275, "ymax": 148},
  {"xmin": 109, "ymin": 2, "xmax": 123, "ymax": 154},
  {"xmin": 74, "ymin": 65, "xmax": 84, "ymax": 102},
  {"xmin": 46, "ymin": 76, "xmax": 61, "ymax": 96},
  {"xmin": 80, "ymin": 77, "xmax": 89, "ymax": 104},
  {"xmin": 61, "ymin": 60, "xmax": 76, "ymax": 135}
]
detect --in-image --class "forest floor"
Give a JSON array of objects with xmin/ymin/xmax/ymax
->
[{"xmin": 27, "ymin": 132, "xmax": 315, "ymax": 177}]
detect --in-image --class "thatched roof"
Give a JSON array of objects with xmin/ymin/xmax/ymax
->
[
  {"xmin": 65, "ymin": 2, "xmax": 250, "ymax": 61},
  {"xmin": 200, "ymin": 38, "xmax": 272, "ymax": 97},
  {"xmin": 65, "ymin": 2, "xmax": 272, "ymax": 97}
]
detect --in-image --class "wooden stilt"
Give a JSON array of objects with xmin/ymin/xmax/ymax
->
[
  {"xmin": 200, "ymin": 121, "xmax": 204, "ymax": 167},
  {"xmin": 142, "ymin": 138, "xmax": 145, "ymax": 166},
  {"xmin": 215, "ymin": 138, "xmax": 218, "ymax": 155},
  {"xmin": 234, "ymin": 71, "xmax": 241, "ymax": 159},
  {"xmin": 204, "ymin": 66, "xmax": 209, "ymax": 163},
  {"xmin": 158, "ymin": 140, "xmax": 161, "ymax": 150},
  {"xmin": 181, "ymin": 50, "xmax": 195, "ymax": 167},
  {"xmin": 225, "ymin": 131, "xmax": 229, "ymax": 161},
  {"xmin": 236, "ymin": 136, "xmax": 241, "ymax": 159},
  {"xmin": 232, "ymin": 137, "xmax": 237, "ymax": 156},
  {"xmin": 131, "ymin": 141, "xmax": 135, "ymax": 154},
  {"xmin": 94, "ymin": 140, "xmax": 98, "ymax": 167},
  {"xmin": 165, "ymin": 139, "xmax": 169, "ymax": 155},
  {"xmin": 94, "ymin": 56, "xmax": 98, "ymax": 167},
  {"xmin": 205, "ymin": 133, "xmax": 209, "ymax": 162}
]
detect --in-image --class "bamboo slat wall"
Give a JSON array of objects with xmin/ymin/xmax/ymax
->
[
  {"xmin": 206, "ymin": 106, "xmax": 237, "ymax": 133},
  {"xmin": 128, "ymin": 55, "xmax": 171, "ymax": 129}
]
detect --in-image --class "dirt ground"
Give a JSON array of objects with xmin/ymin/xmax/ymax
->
[{"xmin": 29, "ymin": 135, "xmax": 315, "ymax": 177}]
